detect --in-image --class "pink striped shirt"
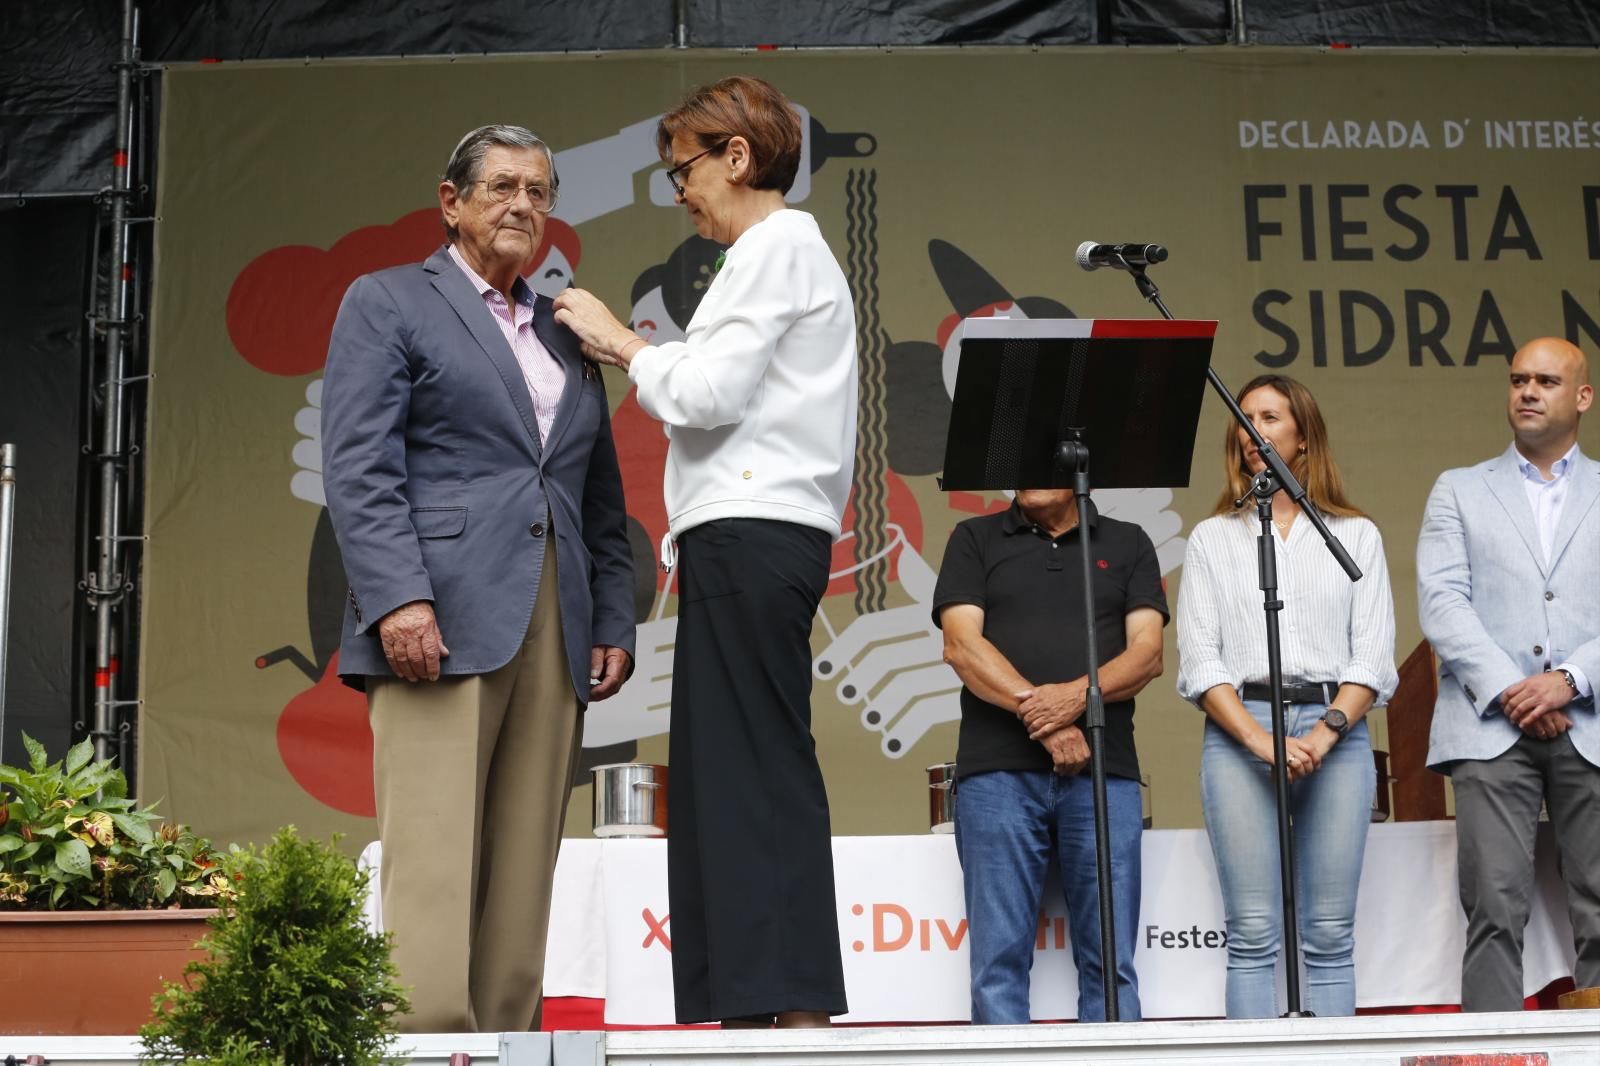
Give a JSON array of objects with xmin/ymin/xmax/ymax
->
[{"xmin": 448, "ymin": 244, "xmax": 565, "ymax": 444}]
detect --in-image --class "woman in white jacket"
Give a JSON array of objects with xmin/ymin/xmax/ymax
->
[{"xmin": 555, "ymin": 75, "xmax": 857, "ymax": 1030}]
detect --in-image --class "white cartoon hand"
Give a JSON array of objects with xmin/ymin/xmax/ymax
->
[
  {"xmin": 290, "ymin": 378, "xmax": 325, "ymax": 507},
  {"xmin": 1092, "ymin": 487, "xmax": 1187, "ymax": 574},
  {"xmin": 813, "ymin": 532, "xmax": 964, "ymax": 759}
]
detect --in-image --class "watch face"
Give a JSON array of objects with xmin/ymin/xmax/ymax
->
[{"xmin": 1324, "ymin": 709, "xmax": 1349, "ymax": 732}]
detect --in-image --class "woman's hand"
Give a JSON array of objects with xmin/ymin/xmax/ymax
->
[
  {"xmin": 1248, "ymin": 728, "xmax": 1321, "ymax": 781},
  {"xmin": 553, "ymin": 288, "xmax": 646, "ymax": 368}
]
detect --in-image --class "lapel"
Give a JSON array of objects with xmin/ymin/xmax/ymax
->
[
  {"xmin": 532, "ymin": 294, "xmax": 584, "ymax": 456},
  {"xmin": 424, "ymin": 246, "xmax": 542, "ymax": 457},
  {"xmin": 1547, "ymin": 448, "xmax": 1599, "ymax": 573},
  {"xmin": 1484, "ymin": 444, "xmax": 1545, "ymax": 576}
]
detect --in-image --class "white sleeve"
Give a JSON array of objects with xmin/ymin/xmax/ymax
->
[
  {"xmin": 626, "ymin": 231, "xmax": 806, "ymax": 429},
  {"xmin": 1175, "ymin": 524, "xmax": 1235, "ymax": 704},
  {"xmin": 1341, "ymin": 521, "xmax": 1399, "ymax": 703}
]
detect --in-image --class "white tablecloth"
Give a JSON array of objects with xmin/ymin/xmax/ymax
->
[{"xmin": 375, "ymin": 821, "xmax": 1580, "ymax": 1024}]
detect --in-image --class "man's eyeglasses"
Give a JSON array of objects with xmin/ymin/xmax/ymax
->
[
  {"xmin": 664, "ymin": 139, "xmax": 731, "ymax": 199},
  {"xmin": 474, "ymin": 177, "xmax": 559, "ymax": 214}
]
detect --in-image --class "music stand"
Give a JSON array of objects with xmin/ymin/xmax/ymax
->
[{"xmin": 941, "ymin": 316, "xmax": 1216, "ymax": 1022}]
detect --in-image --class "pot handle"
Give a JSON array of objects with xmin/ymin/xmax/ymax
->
[{"xmin": 633, "ymin": 781, "xmax": 663, "ymax": 790}]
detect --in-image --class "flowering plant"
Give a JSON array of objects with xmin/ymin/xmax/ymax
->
[{"xmin": 0, "ymin": 733, "xmax": 237, "ymax": 910}]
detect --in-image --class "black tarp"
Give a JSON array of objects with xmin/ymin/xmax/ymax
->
[
  {"xmin": 684, "ymin": 0, "xmax": 1099, "ymax": 47},
  {"xmin": 143, "ymin": 0, "xmax": 675, "ymax": 59},
  {"xmin": 683, "ymin": 1, "xmax": 1230, "ymax": 46},
  {"xmin": 0, "ymin": 6, "xmax": 122, "ymax": 196},
  {"xmin": 6, "ymin": 1, "xmax": 1600, "ymax": 196},
  {"xmin": 0, "ymin": 201, "xmax": 92, "ymax": 765},
  {"xmin": 1246, "ymin": 1, "xmax": 1600, "ymax": 46}
]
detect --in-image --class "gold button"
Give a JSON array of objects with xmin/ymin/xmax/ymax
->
[{"xmin": 742, "ymin": 470, "xmax": 753, "ymax": 480}]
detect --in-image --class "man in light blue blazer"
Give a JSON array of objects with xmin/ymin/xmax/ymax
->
[
  {"xmin": 1418, "ymin": 336, "xmax": 1600, "ymax": 1011},
  {"xmin": 322, "ymin": 125, "xmax": 635, "ymax": 1033}
]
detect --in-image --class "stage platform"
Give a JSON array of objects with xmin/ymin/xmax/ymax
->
[{"xmin": 5, "ymin": 1012, "xmax": 1597, "ymax": 1066}]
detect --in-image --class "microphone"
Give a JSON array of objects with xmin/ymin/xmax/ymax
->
[{"xmin": 1075, "ymin": 241, "xmax": 1169, "ymax": 271}]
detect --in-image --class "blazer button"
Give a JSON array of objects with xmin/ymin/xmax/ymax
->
[
  {"xmin": 1533, "ymin": 644, "xmax": 1544, "ymax": 656},
  {"xmin": 529, "ymin": 522, "xmax": 545, "ymax": 537},
  {"xmin": 1545, "ymin": 590, "xmax": 1555, "ymax": 601},
  {"xmin": 742, "ymin": 470, "xmax": 753, "ymax": 480}
]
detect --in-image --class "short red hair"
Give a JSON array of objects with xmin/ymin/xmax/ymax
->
[{"xmin": 656, "ymin": 75, "xmax": 803, "ymax": 194}]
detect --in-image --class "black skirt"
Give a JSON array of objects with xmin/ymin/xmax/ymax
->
[{"xmin": 666, "ymin": 517, "xmax": 849, "ymax": 1023}]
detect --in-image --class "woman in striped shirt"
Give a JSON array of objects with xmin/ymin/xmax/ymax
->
[{"xmin": 1175, "ymin": 373, "xmax": 1398, "ymax": 1019}]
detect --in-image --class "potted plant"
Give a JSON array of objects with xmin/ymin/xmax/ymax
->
[
  {"xmin": 0, "ymin": 733, "xmax": 237, "ymax": 1035},
  {"xmin": 140, "ymin": 826, "xmax": 409, "ymax": 1065}
]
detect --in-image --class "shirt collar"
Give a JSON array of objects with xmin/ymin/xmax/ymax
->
[
  {"xmin": 448, "ymin": 243, "xmax": 534, "ymax": 307},
  {"xmin": 1001, "ymin": 498, "xmax": 1098, "ymax": 537},
  {"xmin": 1514, "ymin": 441, "xmax": 1578, "ymax": 484}
]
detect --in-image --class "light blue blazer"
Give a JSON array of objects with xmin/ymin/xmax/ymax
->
[{"xmin": 1417, "ymin": 444, "xmax": 1600, "ymax": 771}]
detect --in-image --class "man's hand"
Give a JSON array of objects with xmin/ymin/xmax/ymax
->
[
  {"xmin": 1500, "ymin": 671, "xmax": 1575, "ymax": 728},
  {"xmin": 1522, "ymin": 708, "xmax": 1573, "ymax": 740},
  {"xmin": 378, "ymin": 601, "xmax": 449, "ymax": 682},
  {"xmin": 1040, "ymin": 725, "xmax": 1090, "ymax": 776},
  {"xmin": 589, "ymin": 645, "xmax": 633, "ymax": 701},
  {"xmin": 1017, "ymin": 681, "xmax": 1088, "ymax": 740}
]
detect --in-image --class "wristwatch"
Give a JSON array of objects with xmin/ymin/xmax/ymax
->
[
  {"xmin": 1557, "ymin": 668, "xmax": 1579, "ymax": 695},
  {"xmin": 1320, "ymin": 707, "xmax": 1351, "ymax": 740}
]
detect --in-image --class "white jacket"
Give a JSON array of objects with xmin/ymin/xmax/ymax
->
[{"xmin": 628, "ymin": 209, "xmax": 859, "ymax": 547}]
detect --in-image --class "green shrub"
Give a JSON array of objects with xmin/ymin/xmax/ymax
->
[{"xmin": 140, "ymin": 827, "xmax": 409, "ymax": 1066}]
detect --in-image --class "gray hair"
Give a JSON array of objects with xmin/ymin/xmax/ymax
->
[{"xmin": 441, "ymin": 124, "xmax": 559, "ymax": 241}]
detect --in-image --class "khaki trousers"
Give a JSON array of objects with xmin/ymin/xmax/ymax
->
[{"xmin": 369, "ymin": 537, "xmax": 580, "ymax": 1033}]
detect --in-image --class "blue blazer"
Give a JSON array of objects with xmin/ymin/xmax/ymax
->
[
  {"xmin": 1417, "ymin": 444, "xmax": 1600, "ymax": 770},
  {"xmin": 321, "ymin": 245, "xmax": 635, "ymax": 697}
]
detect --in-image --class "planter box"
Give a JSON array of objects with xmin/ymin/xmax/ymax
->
[{"xmin": 0, "ymin": 909, "xmax": 216, "ymax": 1036}]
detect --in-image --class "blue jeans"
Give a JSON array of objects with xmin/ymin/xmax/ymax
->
[
  {"xmin": 1200, "ymin": 700, "xmax": 1376, "ymax": 1019},
  {"xmin": 953, "ymin": 769, "xmax": 1143, "ymax": 1024}
]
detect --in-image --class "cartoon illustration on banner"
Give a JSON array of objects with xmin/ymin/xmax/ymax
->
[{"xmin": 222, "ymin": 100, "xmax": 1190, "ymax": 816}]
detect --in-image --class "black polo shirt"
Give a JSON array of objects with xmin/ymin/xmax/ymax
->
[{"xmin": 932, "ymin": 501, "xmax": 1169, "ymax": 782}]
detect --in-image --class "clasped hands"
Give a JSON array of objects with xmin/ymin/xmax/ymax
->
[
  {"xmin": 377, "ymin": 600, "xmax": 630, "ymax": 698},
  {"xmin": 1250, "ymin": 730, "xmax": 1332, "ymax": 783},
  {"xmin": 1016, "ymin": 682, "xmax": 1090, "ymax": 776},
  {"xmin": 1500, "ymin": 671, "xmax": 1575, "ymax": 740}
]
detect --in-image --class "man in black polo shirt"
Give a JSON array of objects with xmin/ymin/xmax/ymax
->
[{"xmin": 933, "ymin": 487, "xmax": 1167, "ymax": 1024}]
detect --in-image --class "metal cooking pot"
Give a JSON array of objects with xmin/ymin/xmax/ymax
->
[
  {"xmin": 927, "ymin": 762, "xmax": 956, "ymax": 834},
  {"xmin": 592, "ymin": 763, "xmax": 668, "ymax": 838}
]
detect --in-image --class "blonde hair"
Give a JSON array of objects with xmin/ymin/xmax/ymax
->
[{"xmin": 1210, "ymin": 374, "xmax": 1367, "ymax": 519}]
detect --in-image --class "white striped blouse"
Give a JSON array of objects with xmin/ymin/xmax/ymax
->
[{"xmin": 1175, "ymin": 509, "xmax": 1399, "ymax": 706}]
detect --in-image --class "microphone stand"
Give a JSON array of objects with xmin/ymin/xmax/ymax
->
[
  {"xmin": 1114, "ymin": 254, "xmax": 1361, "ymax": 1018},
  {"xmin": 1053, "ymin": 430, "xmax": 1121, "ymax": 1022}
]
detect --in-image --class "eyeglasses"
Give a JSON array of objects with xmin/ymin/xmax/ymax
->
[
  {"xmin": 663, "ymin": 139, "xmax": 731, "ymax": 199},
  {"xmin": 473, "ymin": 177, "xmax": 559, "ymax": 213}
]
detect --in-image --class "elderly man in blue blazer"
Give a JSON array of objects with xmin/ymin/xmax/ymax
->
[
  {"xmin": 322, "ymin": 125, "xmax": 635, "ymax": 1033},
  {"xmin": 1418, "ymin": 335, "xmax": 1600, "ymax": 1011}
]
